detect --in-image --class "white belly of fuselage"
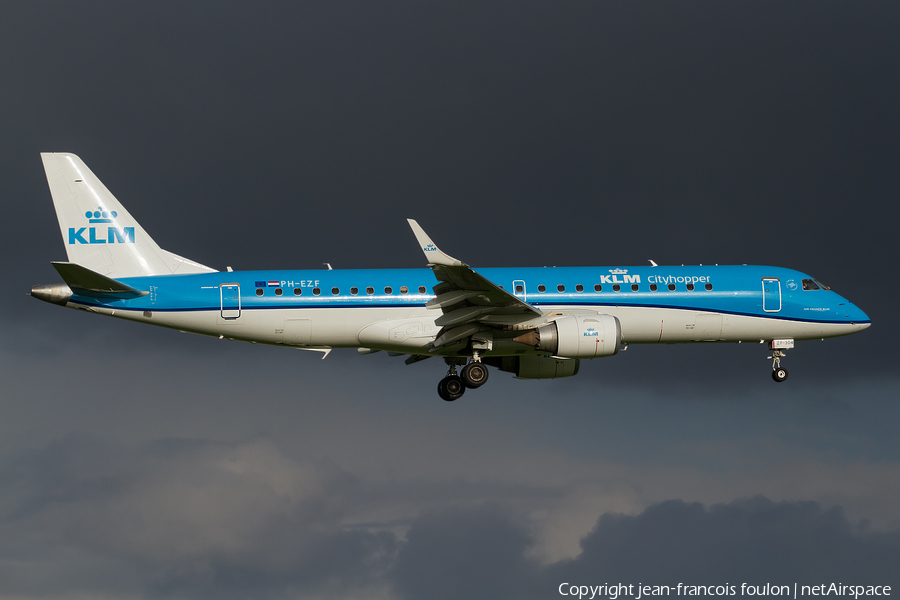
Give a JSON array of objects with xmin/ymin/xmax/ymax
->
[{"xmin": 74, "ymin": 304, "xmax": 863, "ymax": 353}]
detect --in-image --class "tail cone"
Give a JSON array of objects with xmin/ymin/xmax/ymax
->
[{"xmin": 31, "ymin": 283, "xmax": 72, "ymax": 306}]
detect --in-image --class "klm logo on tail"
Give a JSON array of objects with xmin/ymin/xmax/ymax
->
[{"xmin": 68, "ymin": 207, "xmax": 134, "ymax": 245}]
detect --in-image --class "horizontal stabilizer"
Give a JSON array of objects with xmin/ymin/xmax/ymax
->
[{"xmin": 52, "ymin": 262, "xmax": 148, "ymax": 299}]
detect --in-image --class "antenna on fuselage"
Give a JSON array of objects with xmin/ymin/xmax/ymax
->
[
  {"xmin": 324, "ymin": 263, "xmax": 333, "ymax": 270},
  {"xmin": 649, "ymin": 260, "xmax": 658, "ymax": 267}
]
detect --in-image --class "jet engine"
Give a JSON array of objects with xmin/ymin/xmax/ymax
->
[{"xmin": 513, "ymin": 314, "xmax": 621, "ymax": 359}]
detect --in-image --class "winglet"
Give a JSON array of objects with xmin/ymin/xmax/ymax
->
[{"xmin": 407, "ymin": 219, "xmax": 465, "ymax": 267}]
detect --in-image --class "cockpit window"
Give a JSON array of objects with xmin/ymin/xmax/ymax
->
[
  {"xmin": 814, "ymin": 279, "xmax": 831, "ymax": 291},
  {"xmin": 801, "ymin": 279, "xmax": 820, "ymax": 291}
]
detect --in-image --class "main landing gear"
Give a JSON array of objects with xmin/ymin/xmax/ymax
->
[{"xmin": 437, "ymin": 355, "xmax": 490, "ymax": 401}]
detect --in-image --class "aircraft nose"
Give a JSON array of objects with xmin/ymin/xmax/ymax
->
[{"xmin": 850, "ymin": 304, "xmax": 871, "ymax": 329}]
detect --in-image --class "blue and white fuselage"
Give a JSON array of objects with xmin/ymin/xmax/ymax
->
[
  {"xmin": 66, "ymin": 265, "xmax": 867, "ymax": 348},
  {"xmin": 31, "ymin": 153, "xmax": 870, "ymax": 400}
]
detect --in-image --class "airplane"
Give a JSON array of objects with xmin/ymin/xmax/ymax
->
[{"xmin": 31, "ymin": 153, "xmax": 871, "ymax": 401}]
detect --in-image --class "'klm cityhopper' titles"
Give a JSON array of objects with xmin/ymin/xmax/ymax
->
[{"xmin": 599, "ymin": 269, "xmax": 714, "ymax": 286}]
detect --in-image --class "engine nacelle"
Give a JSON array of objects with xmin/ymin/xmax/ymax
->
[
  {"xmin": 485, "ymin": 355, "xmax": 580, "ymax": 379},
  {"xmin": 514, "ymin": 314, "xmax": 621, "ymax": 359}
]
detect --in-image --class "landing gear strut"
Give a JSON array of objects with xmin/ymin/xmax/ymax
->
[{"xmin": 437, "ymin": 355, "xmax": 490, "ymax": 401}]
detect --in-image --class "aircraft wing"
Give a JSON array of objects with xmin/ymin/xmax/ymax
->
[{"xmin": 407, "ymin": 219, "xmax": 543, "ymax": 350}]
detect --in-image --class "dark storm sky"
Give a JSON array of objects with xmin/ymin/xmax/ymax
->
[{"xmin": 2, "ymin": 2, "xmax": 899, "ymax": 599}]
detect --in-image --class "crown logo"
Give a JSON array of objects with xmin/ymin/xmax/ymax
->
[
  {"xmin": 609, "ymin": 268, "xmax": 628, "ymax": 274},
  {"xmin": 424, "ymin": 244, "xmax": 437, "ymax": 252},
  {"xmin": 86, "ymin": 207, "xmax": 118, "ymax": 223}
]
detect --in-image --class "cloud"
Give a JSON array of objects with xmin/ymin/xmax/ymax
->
[
  {"xmin": 1, "ymin": 435, "xmax": 898, "ymax": 600},
  {"xmin": 388, "ymin": 498, "xmax": 900, "ymax": 600},
  {"xmin": 390, "ymin": 504, "xmax": 537, "ymax": 600},
  {"xmin": 0, "ymin": 436, "xmax": 396, "ymax": 599},
  {"xmin": 549, "ymin": 497, "xmax": 900, "ymax": 584}
]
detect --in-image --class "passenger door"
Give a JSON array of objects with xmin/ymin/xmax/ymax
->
[
  {"xmin": 220, "ymin": 283, "xmax": 241, "ymax": 319},
  {"xmin": 762, "ymin": 278, "xmax": 781, "ymax": 313}
]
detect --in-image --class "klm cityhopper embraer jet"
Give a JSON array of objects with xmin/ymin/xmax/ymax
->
[{"xmin": 32, "ymin": 153, "xmax": 871, "ymax": 401}]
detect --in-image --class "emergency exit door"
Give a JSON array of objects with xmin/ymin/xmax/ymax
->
[{"xmin": 513, "ymin": 279, "xmax": 526, "ymax": 302}]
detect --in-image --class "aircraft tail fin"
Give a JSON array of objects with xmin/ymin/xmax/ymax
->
[{"xmin": 41, "ymin": 153, "xmax": 217, "ymax": 278}]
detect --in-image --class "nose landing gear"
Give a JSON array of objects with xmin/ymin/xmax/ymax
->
[
  {"xmin": 767, "ymin": 339, "xmax": 793, "ymax": 383},
  {"xmin": 437, "ymin": 355, "xmax": 490, "ymax": 401}
]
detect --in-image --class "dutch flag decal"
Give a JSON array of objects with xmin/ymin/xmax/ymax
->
[{"xmin": 268, "ymin": 280, "xmax": 280, "ymax": 287}]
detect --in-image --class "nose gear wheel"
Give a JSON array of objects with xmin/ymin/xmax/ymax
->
[{"xmin": 767, "ymin": 348, "xmax": 789, "ymax": 383}]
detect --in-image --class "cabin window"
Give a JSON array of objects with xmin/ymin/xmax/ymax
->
[
  {"xmin": 366, "ymin": 287, "xmax": 374, "ymax": 295},
  {"xmin": 576, "ymin": 284, "xmax": 583, "ymax": 292},
  {"xmin": 256, "ymin": 288, "xmax": 264, "ymax": 296},
  {"xmin": 686, "ymin": 283, "xmax": 695, "ymax": 291},
  {"xmin": 418, "ymin": 286, "xmax": 427, "ymax": 294},
  {"xmin": 631, "ymin": 284, "xmax": 639, "ymax": 292},
  {"xmin": 705, "ymin": 283, "xmax": 713, "ymax": 291},
  {"xmin": 332, "ymin": 287, "xmax": 339, "ymax": 295},
  {"xmin": 538, "ymin": 285, "xmax": 546, "ymax": 293},
  {"xmin": 802, "ymin": 279, "xmax": 820, "ymax": 290},
  {"xmin": 650, "ymin": 283, "xmax": 658, "ymax": 292},
  {"xmin": 312, "ymin": 287, "xmax": 321, "ymax": 295},
  {"xmin": 515, "ymin": 284, "xmax": 524, "ymax": 294},
  {"xmin": 384, "ymin": 286, "xmax": 393, "ymax": 294},
  {"xmin": 613, "ymin": 284, "xmax": 621, "ymax": 292},
  {"xmin": 557, "ymin": 284, "xmax": 565, "ymax": 292},
  {"xmin": 293, "ymin": 288, "xmax": 302, "ymax": 296},
  {"xmin": 350, "ymin": 287, "xmax": 358, "ymax": 295},
  {"xmin": 400, "ymin": 286, "xmax": 408, "ymax": 294},
  {"xmin": 668, "ymin": 283, "xmax": 676, "ymax": 291},
  {"xmin": 594, "ymin": 284, "xmax": 602, "ymax": 292},
  {"xmin": 275, "ymin": 288, "xmax": 283, "ymax": 296}
]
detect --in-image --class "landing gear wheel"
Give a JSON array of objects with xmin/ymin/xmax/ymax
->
[
  {"xmin": 438, "ymin": 375, "xmax": 466, "ymax": 401},
  {"xmin": 461, "ymin": 362, "xmax": 489, "ymax": 389},
  {"xmin": 772, "ymin": 367, "xmax": 788, "ymax": 382}
]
